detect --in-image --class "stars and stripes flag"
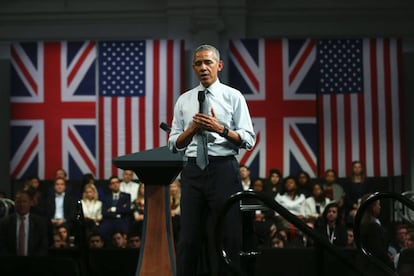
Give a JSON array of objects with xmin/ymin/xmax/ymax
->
[
  {"xmin": 317, "ymin": 38, "xmax": 404, "ymax": 177},
  {"xmin": 229, "ymin": 38, "xmax": 403, "ymax": 178},
  {"xmin": 10, "ymin": 40, "xmax": 184, "ymax": 180},
  {"xmin": 98, "ymin": 40, "xmax": 184, "ymax": 179}
]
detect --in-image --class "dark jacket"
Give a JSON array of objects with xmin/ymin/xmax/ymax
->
[
  {"xmin": 0, "ymin": 213, "xmax": 48, "ymax": 256},
  {"xmin": 101, "ymin": 192, "xmax": 131, "ymax": 220}
]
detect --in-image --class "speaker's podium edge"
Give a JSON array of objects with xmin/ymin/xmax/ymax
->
[{"xmin": 113, "ymin": 146, "xmax": 184, "ymax": 276}]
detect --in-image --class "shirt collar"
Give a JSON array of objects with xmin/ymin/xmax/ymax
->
[
  {"xmin": 198, "ymin": 79, "xmax": 221, "ymax": 97},
  {"xmin": 55, "ymin": 192, "xmax": 65, "ymax": 197}
]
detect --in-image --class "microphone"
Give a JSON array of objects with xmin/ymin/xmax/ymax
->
[
  {"xmin": 159, "ymin": 122, "xmax": 171, "ymax": 133},
  {"xmin": 198, "ymin": 90, "xmax": 205, "ymax": 114}
]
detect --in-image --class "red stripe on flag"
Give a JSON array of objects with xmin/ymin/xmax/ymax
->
[
  {"xmin": 139, "ymin": 97, "xmax": 146, "ymax": 150},
  {"xmin": 11, "ymin": 46, "xmax": 38, "ymax": 95},
  {"xmin": 67, "ymin": 41, "xmax": 96, "ymax": 87},
  {"xmin": 318, "ymin": 96, "xmax": 325, "ymax": 176},
  {"xmin": 330, "ymin": 96, "xmax": 338, "ymax": 175},
  {"xmin": 229, "ymin": 41, "xmax": 259, "ymax": 92},
  {"xmin": 153, "ymin": 40, "xmax": 160, "ymax": 147},
  {"xmin": 166, "ymin": 41, "xmax": 174, "ymax": 132},
  {"xmin": 11, "ymin": 135, "xmax": 39, "ymax": 178},
  {"xmin": 344, "ymin": 95, "xmax": 352, "ymax": 177},
  {"xmin": 111, "ymin": 99, "xmax": 118, "ymax": 176},
  {"xmin": 369, "ymin": 39, "xmax": 380, "ymax": 176},
  {"xmin": 125, "ymin": 97, "xmax": 132, "ymax": 155},
  {"xmin": 98, "ymin": 99, "xmax": 105, "ymax": 179},
  {"xmin": 289, "ymin": 40, "xmax": 315, "ymax": 85},
  {"xmin": 68, "ymin": 127, "xmax": 96, "ymax": 176},
  {"xmin": 383, "ymin": 39, "xmax": 394, "ymax": 175}
]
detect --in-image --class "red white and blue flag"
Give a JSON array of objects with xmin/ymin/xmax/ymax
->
[
  {"xmin": 10, "ymin": 40, "xmax": 184, "ymax": 180},
  {"xmin": 229, "ymin": 38, "xmax": 403, "ymax": 178}
]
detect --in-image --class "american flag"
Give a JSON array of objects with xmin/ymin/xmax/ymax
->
[
  {"xmin": 317, "ymin": 38, "xmax": 403, "ymax": 177},
  {"xmin": 10, "ymin": 40, "xmax": 184, "ymax": 180},
  {"xmin": 98, "ymin": 40, "xmax": 184, "ymax": 179},
  {"xmin": 229, "ymin": 38, "xmax": 403, "ymax": 179},
  {"xmin": 10, "ymin": 41, "xmax": 97, "ymax": 180}
]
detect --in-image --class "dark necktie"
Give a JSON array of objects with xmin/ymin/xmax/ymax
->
[
  {"xmin": 18, "ymin": 215, "xmax": 26, "ymax": 256},
  {"xmin": 196, "ymin": 91, "xmax": 209, "ymax": 170}
]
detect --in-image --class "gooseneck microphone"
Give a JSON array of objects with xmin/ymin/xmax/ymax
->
[{"xmin": 198, "ymin": 90, "xmax": 205, "ymax": 114}]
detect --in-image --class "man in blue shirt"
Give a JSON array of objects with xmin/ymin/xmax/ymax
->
[{"xmin": 169, "ymin": 44, "xmax": 256, "ymax": 276}]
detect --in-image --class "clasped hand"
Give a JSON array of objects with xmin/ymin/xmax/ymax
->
[{"xmin": 192, "ymin": 108, "xmax": 221, "ymax": 133}]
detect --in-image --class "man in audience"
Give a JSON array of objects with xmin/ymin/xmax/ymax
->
[
  {"xmin": 128, "ymin": 232, "xmax": 141, "ymax": 249},
  {"xmin": 112, "ymin": 231, "xmax": 128, "ymax": 248},
  {"xmin": 0, "ymin": 189, "xmax": 48, "ymax": 256},
  {"xmin": 46, "ymin": 177, "xmax": 75, "ymax": 236},
  {"xmin": 120, "ymin": 169, "xmax": 140, "ymax": 204},
  {"xmin": 88, "ymin": 232, "xmax": 105, "ymax": 249},
  {"xmin": 240, "ymin": 165, "xmax": 252, "ymax": 191},
  {"xmin": 100, "ymin": 176, "xmax": 131, "ymax": 244}
]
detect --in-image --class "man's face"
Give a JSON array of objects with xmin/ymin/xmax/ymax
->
[
  {"xmin": 89, "ymin": 236, "xmax": 104, "ymax": 248},
  {"xmin": 109, "ymin": 178, "xmax": 121, "ymax": 193},
  {"xmin": 128, "ymin": 236, "xmax": 141, "ymax": 248},
  {"xmin": 54, "ymin": 178, "xmax": 66, "ymax": 194},
  {"xmin": 112, "ymin": 233, "xmax": 127, "ymax": 248},
  {"xmin": 123, "ymin": 170, "xmax": 133, "ymax": 183},
  {"xmin": 192, "ymin": 50, "xmax": 223, "ymax": 87},
  {"xmin": 326, "ymin": 207, "xmax": 338, "ymax": 223},
  {"xmin": 15, "ymin": 193, "xmax": 33, "ymax": 215},
  {"xmin": 239, "ymin": 167, "xmax": 250, "ymax": 180}
]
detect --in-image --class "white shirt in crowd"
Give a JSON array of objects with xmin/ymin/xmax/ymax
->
[
  {"xmin": 275, "ymin": 193, "xmax": 306, "ymax": 217},
  {"xmin": 120, "ymin": 181, "xmax": 139, "ymax": 203}
]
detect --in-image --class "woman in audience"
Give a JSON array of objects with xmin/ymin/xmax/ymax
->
[
  {"xmin": 315, "ymin": 202, "xmax": 347, "ymax": 247},
  {"xmin": 81, "ymin": 183, "xmax": 103, "ymax": 233},
  {"xmin": 304, "ymin": 183, "xmax": 331, "ymax": 223},
  {"xmin": 275, "ymin": 176, "xmax": 306, "ymax": 239},
  {"xmin": 263, "ymin": 169, "xmax": 283, "ymax": 199},
  {"xmin": 170, "ymin": 179, "xmax": 181, "ymax": 245},
  {"xmin": 344, "ymin": 161, "xmax": 373, "ymax": 223},
  {"xmin": 322, "ymin": 169, "xmax": 345, "ymax": 202},
  {"xmin": 131, "ymin": 183, "xmax": 145, "ymax": 235},
  {"xmin": 359, "ymin": 194, "xmax": 394, "ymax": 274},
  {"xmin": 296, "ymin": 170, "xmax": 312, "ymax": 197}
]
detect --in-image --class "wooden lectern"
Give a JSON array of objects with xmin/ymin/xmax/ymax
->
[{"xmin": 113, "ymin": 146, "xmax": 183, "ymax": 276}]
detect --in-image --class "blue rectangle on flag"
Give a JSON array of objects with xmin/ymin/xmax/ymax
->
[
  {"xmin": 99, "ymin": 41, "xmax": 146, "ymax": 97},
  {"xmin": 317, "ymin": 39, "xmax": 363, "ymax": 94}
]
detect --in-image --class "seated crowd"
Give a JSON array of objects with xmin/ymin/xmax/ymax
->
[
  {"xmin": 0, "ymin": 161, "xmax": 413, "ymax": 272},
  {"xmin": 0, "ymin": 168, "xmax": 182, "ymax": 255}
]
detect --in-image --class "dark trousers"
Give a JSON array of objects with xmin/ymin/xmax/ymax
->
[{"xmin": 176, "ymin": 157, "xmax": 242, "ymax": 276}]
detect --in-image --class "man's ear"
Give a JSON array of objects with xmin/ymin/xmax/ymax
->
[{"xmin": 218, "ymin": 60, "xmax": 224, "ymax": 71}]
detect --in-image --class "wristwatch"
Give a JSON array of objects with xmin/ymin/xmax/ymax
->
[{"xmin": 220, "ymin": 126, "xmax": 229, "ymax": 138}]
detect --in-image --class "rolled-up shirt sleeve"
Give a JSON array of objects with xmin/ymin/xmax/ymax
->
[
  {"xmin": 168, "ymin": 97, "xmax": 189, "ymax": 153},
  {"xmin": 233, "ymin": 94, "xmax": 256, "ymax": 150}
]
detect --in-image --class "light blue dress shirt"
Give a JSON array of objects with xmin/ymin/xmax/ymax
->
[{"xmin": 168, "ymin": 79, "xmax": 256, "ymax": 157}]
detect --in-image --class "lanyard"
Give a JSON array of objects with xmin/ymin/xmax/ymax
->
[{"xmin": 326, "ymin": 225, "xmax": 336, "ymax": 244}]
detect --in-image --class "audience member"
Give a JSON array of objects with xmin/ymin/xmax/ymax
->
[
  {"xmin": 304, "ymin": 183, "xmax": 331, "ymax": 223},
  {"xmin": 296, "ymin": 170, "xmax": 312, "ymax": 197},
  {"xmin": 81, "ymin": 183, "xmax": 103, "ymax": 233},
  {"xmin": 128, "ymin": 232, "xmax": 141, "ymax": 249},
  {"xmin": 46, "ymin": 177, "xmax": 75, "ymax": 239},
  {"xmin": 56, "ymin": 224, "xmax": 70, "ymax": 246},
  {"xmin": 263, "ymin": 169, "xmax": 283, "ymax": 199},
  {"xmin": 99, "ymin": 176, "xmax": 131, "ymax": 244},
  {"xmin": 170, "ymin": 179, "xmax": 181, "ymax": 245},
  {"xmin": 322, "ymin": 169, "xmax": 345, "ymax": 202},
  {"xmin": 388, "ymin": 223, "xmax": 409, "ymax": 258},
  {"xmin": 23, "ymin": 175, "xmax": 46, "ymax": 216},
  {"xmin": 344, "ymin": 161, "xmax": 373, "ymax": 224},
  {"xmin": 275, "ymin": 176, "xmax": 306, "ymax": 241},
  {"xmin": 359, "ymin": 194, "xmax": 394, "ymax": 273},
  {"xmin": 271, "ymin": 231, "xmax": 286, "ymax": 248},
  {"xmin": 51, "ymin": 231, "xmax": 68, "ymax": 249},
  {"xmin": 120, "ymin": 170, "xmax": 140, "ymax": 204},
  {"xmin": 315, "ymin": 202, "xmax": 347, "ymax": 247},
  {"xmin": 131, "ymin": 183, "xmax": 145, "ymax": 236},
  {"xmin": 112, "ymin": 231, "xmax": 128, "ymax": 248},
  {"xmin": 346, "ymin": 227, "xmax": 356, "ymax": 248},
  {"xmin": 88, "ymin": 232, "xmax": 105, "ymax": 249},
  {"xmin": 0, "ymin": 189, "xmax": 48, "ymax": 256},
  {"xmin": 240, "ymin": 165, "xmax": 252, "ymax": 191}
]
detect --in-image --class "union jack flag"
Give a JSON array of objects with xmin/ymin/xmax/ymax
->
[
  {"xmin": 230, "ymin": 38, "xmax": 404, "ymax": 179},
  {"xmin": 230, "ymin": 39, "xmax": 318, "ymax": 178},
  {"xmin": 10, "ymin": 41, "xmax": 97, "ymax": 180}
]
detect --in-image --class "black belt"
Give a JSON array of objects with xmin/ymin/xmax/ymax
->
[{"xmin": 187, "ymin": 155, "xmax": 235, "ymax": 163}]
